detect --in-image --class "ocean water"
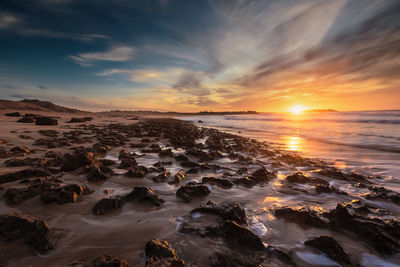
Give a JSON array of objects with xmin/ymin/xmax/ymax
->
[{"xmin": 180, "ymin": 110, "xmax": 400, "ymax": 180}]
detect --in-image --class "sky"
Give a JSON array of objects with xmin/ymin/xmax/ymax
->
[{"xmin": 0, "ymin": 0, "xmax": 399, "ymax": 112}]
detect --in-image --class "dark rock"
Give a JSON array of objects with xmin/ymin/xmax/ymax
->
[
  {"xmin": 126, "ymin": 165, "xmax": 147, "ymax": 178},
  {"xmin": 62, "ymin": 151, "xmax": 96, "ymax": 171},
  {"xmin": 0, "ymin": 168, "xmax": 51, "ymax": 184},
  {"xmin": 69, "ymin": 117, "xmax": 93, "ymax": 123},
  {"xmin": 153, "ymin": 172, "xmax": 170, "ymax": 183},
  {"xmin": 175, "ymin": 154, "xmax": 189, "ymax": 162},
  {"xmin": 123, "ymin": 186, "xmax": 165, "ymax": 207},
  {"xmin": 176, "ymin": 182, "xmax": 210, "ymax": 202},
  {"xmin": 10, "ymin": 145, "xmax": 31, "ymax": 154},
  {"xmin": 191, "ymin": 201, "xmax": 247, "ymax": 225},
  {"xmin": 5, "ymin": 112, "xmax": 20, "ymax": 117},
  {"xmin": 83, "ymin": 254, "xmax": 129, "ymax": 267},
  {"xmin": 275, "ymin": 207, "xmax": 329, "ymax": 228},
  {"xmin": 87, "ymin": 165, "xmax": 111, "ymax": 182},
  {"xmin": 5, "ymin": 186, "xmax": 43, "ymax": 204},
  {"xmin": 17, "ymin": 116, "xmax": 35, "ymax": 123},
  {"xmin": 5, "ymin": 157, "xmax": 40, "ymax": 167},
  {"xmin": 159, "ymin": 148, "xmax": 174, "ymax": 157},
  {"xmin": 145, "ymin": 238, "xmax": 185, "ymax": 266},
  {"xmin": 305, "ymin": 236, "xmax": 352, "ymax": 266},
  {"xmin": 222, "ymin": 220, "xmax": 265, "ymax": 251},
  {"xmin": 233, "ymin": 177, "xmax": 254, "ymax": 188},
  {"xmin": 35, "ymin": 117, "xmax": 58, "ymax": 126},
  {"xmin": 237, "ymin": 166, "xmax": 248, "ymax": 175},
  {"xmin": 251, "ymin": 167, "xmax": 275, "ymax": 183},
  {"xmin": 98, "ymin": 159, "xmax": 116, "ymax": 166},
  {"xmin": 169, "ymin": 170, "xmax": 185, "ymax": 184},
  {"xmin": 202, "ymin": 177, "xmax": 233, "ymax": 189},
  {"xmin": 0, "ymin": 214, "xmax": 55, "ymax": 253},
  {"xmin": 315, "ymin": 185, "xmax": 348, "ymax": 195},
  {"xmin": 40, "ymin": 184, "xmax": 92, "ymax": 204},
  {"xmin": 180, "ymin": 160, "xmax": 200, "ymax": 168},
  {"xmin": 93, "ymin": 198, "xmax": 123, "ymax": 215},
  {"xmin": 325, "ymin": 204, "xmax": 400, "ymax": 255},
  {"xmin": 286, "ymin": 172, "xmax": 328, "ymax": 186},
  {"xmin": 119, "ymin": 158, "xmax": 138, "ymax": 169},
  {"xmin": 363, "ymin": 186, "xmax": 400, "ymax": 205}
]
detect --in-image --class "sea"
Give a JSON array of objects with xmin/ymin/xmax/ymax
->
[{"xmin": 181, "ymin": 110, "xmax": 400, "ymax": 181}]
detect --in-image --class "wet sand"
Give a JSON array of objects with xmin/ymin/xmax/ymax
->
[{"xmin": 0, "ymin": 111, "xmax": 399, "ymax": 267}]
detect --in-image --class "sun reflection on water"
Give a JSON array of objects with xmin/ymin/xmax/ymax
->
[{"xmin": 285, "ymin": 136, "xmax": 303, "ymax": 152}]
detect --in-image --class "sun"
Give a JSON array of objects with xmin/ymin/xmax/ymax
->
[{"xmin": 289, "ymin": 105, "xmax": 306, "ymax": 115}]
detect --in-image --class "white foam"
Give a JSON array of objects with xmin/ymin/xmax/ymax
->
[
  {"xmin": 249, "ymin": 217, "xmax": 269, "ymax": 236},
  {"xmin": 361, "ymin": 253, "xmax": 400, "ymax": 267},
  {"xmin": 296, "ymin": 251, "xmax": 340, "ymax": 266}
]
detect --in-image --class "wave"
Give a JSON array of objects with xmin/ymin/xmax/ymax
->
[
  {"xmin": 304, "ymin": 137, "xmax": 400, "ymax": 154},
  {"xmin": 224, "ymin": 116, "xmax": 400, "ymax": 125}
]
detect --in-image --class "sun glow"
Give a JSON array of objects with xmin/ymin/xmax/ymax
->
[{"xmin": 289, "ymin": 105, "xmax": 306, "ymax": 115}]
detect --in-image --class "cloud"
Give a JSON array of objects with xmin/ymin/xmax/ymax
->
[
  {"xmin": 37, "ymin": 85, "xmax": 47, "ymax": 90},
  {"xmin": 69, "ymin": 46, "xmax": 134, "ymax": 66},
  {"xmin": 0, "ymin": 13, "xmax": 19, "ymax": 29},
  {"xmin": 0, "ymin": 12, "xmax": 107, "ymax": 41}
]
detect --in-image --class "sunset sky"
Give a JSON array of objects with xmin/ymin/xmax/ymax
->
[{"xmin": 0, "ymin": 0, "xmax": 399, "ymax": 112}]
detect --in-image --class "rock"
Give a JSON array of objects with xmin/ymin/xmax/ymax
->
[
  {"xmin": 0, "ymin": 168, "xmax": 51, "ymax": 184},
  {"xmin": 153, "ymin": 172, "xmax": 170, "ymax": 183},
  {"xmin": 119, "ymin": 158, "xmax": 138, "ymax": 169},
  {"xmin": 325, "ymin": 204, "xmax": 400, "ymax": 255},
  {"xmin": 274, "ymin": 207, "xmax": 329, "ymax": 228},
  {"xmin": 305, "ymin": 236, "xmax": 352, "ymax": 266},
  {"xmin": 83, "ymin": 255, "xmax": 129, "ymax": 267},
  {"xmin": 87, "ymin": 165, "xmax": 111, "ymax": 182},
  {"xmin": 202, "ymin": 177, "xmax": 233, "ymax": 189},
  {"xmin": 0, "ymin": 214, "xmax": 55, "ymax": 253},
  {"xmin": 123, "ymin": 186, "xmax": 165, "ymax": 207},
  {"xmin": 62, "ymin": 151, "xmax": 96, "ymax": 171},
  {"xmin": 35, "ymin": 116, "xmax": 58, "ymax": 125},
  {"xmin": 176, "ymin": 182, "xmax": 210, "ymax": 202},
  {"xmin": 175, "ymin": 154, "xmax": 189, "ymax": 162},
  {"xmin": 363, "ymin": 186, "xmax": 400, "ymax": 205},
  {"xmin": 17, "ymin": 116, "xmax": 35, "ymax": 123},
  {"xmin": 222, "ymin": 220, "xmax": 265, "ymax": 251},
  {"xmin": 145, "ymin": 238, "xmax": 185, "ymax": 266},
  {"xmin": 318, "ymin": 169, "xmax": 370, "ymax": 183},
  {"xmin": 19, "ymin": 134, "xmax": 34, "ymax": 139},
  {"xmin": 233, "ymin": 177, "xmax": 254, "ymax": 188},
  {"xmin": 251, "ymin": 167, "xmax": 275, "ymax": 183},
  {"xmin": 5, "ymin": 157, "xmax": 40, "ymax": 167},
  {"xmin": 5, "ymin": 186, "xmax": 43, "ymax": 204},
  {"xmin": 286, "ymin": 172, "xmax": 328, "ymax": 186},
  {"xmin": 159, "ymin": 148, "xmax": 174, "ymax": 157},
  {"xmin": 10, "ymin": 145, "xmax": 31, "ymax": 154},
  {"xmin": 93, "ymin": 198, "xmax": 123, "ymax": 215},
  {"xmin": 169, "ymin": 170, "xmax": 185, "ymax": 184},
  {"xmin": 315, "ymin": 185, "xmax": 347, "ymax": 195},
  {"xmin": 191, "ymin": 202, "xmax": 248, "ymax": 225},
  {"xmin": 98, "ymin": 159, "xmax": 116, "ymax": 166},
  {"xmin": 237, "ymin": 166, "xmax": 248, "ymax": 175},
  {"xmin": 40, "ymin": 184, "xmax": 92, "ymax": 204},
  {"xmin": 69, "ymin": 117, "xmax": 93, "ymax": 123},
  {"xmin": 126, "ymin": 165, "xmax": 147, "ymax": 178},
  {"xmin": 5, "ymin": 112, "xmax": 20, "ymax": 117}
]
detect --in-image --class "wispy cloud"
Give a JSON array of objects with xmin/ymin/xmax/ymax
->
[
  {"xmin": 0, "ymin": 13, "xmax": 19, "ymax": 29},
  {"xmin": 0, "ymin": 12, "xmax": 107, "ymax": 41},
  {"xmin": 69, "ymin": 46, "xmax": 134, "ymax": 66}
]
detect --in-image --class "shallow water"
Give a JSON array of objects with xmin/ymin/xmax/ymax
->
[{"xmin": 181, "ymin": 111, "xmax": 400, "ymax": 183}]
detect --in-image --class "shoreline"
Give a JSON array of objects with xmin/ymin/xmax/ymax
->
[{"xmin": 0, "ymin": 113, "xmax": 399, "ymax": 266}]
